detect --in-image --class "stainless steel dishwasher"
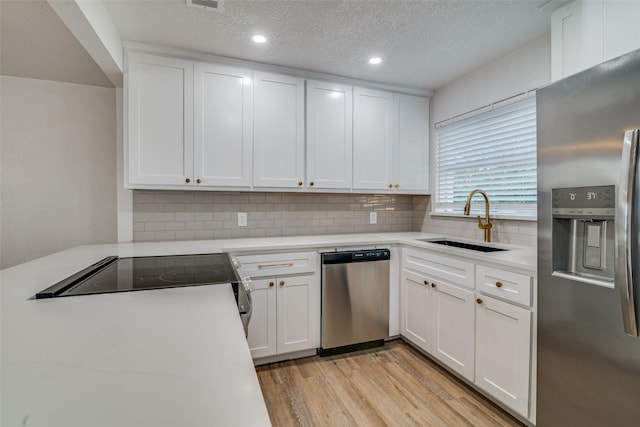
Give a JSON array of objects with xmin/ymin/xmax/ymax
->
[{"xmin": 318, "ymin": 249, "xmax": 390, "ymax": 356}]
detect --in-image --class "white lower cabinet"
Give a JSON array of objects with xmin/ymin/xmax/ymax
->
[
  {"xmin": 475, "ymin": 294, "xmax": 532, "ymax": 418},
  {"xmin": 400, "ymin": 248, "xmax": 535, "ymax": 422},
  {"xmin": 400, "ymin": 266, "xmax": 475, "ymax": 381},
  {"xmin": 246, "ymin": 278, "xmax": 277, "ymax": 358},
  {"xmin": 235, "ymin": 251, "xmax": 320, "ymax": 360},
  {"xmin": 400, "ymin": 269, "xmax": 432, "ymax": 351},
  {"xmin": 247, "ymin": 274, "xmax": 320, "ymax": 358},
  {"xmin": 430, "ymin": 280, "xmax": 475, "ymax": 381}
]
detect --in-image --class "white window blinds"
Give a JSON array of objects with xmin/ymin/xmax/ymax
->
[{"xmin": 434, "ymin": 95, "xmax": 537, "ymax": 218}]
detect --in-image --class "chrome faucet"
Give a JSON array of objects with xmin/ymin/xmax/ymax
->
[{"xmin": 464, "ymin": 189, "xmax": 492, "ymax": 243}]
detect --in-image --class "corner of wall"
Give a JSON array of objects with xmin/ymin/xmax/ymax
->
[{"xmin": 116, "ymin": 87, "xmax": 133, "ymax": 242}]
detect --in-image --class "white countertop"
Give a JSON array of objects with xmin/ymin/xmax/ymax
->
[{"xmin": 0, "ymin": 232, "xmax": 535, "ymax": 427}]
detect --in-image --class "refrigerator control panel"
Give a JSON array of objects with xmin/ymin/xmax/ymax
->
[{"xmin": 552, "ymin": 185, "xmax": 615, "ymax": 218}]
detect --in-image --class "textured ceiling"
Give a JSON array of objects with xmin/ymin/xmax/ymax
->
[
  {"xmin": 104, "ymin": 0, "xmax": 554, "ymax": 91},
  {"xmin": 0, "ymin": 1, "xmax": 113, "ymax": 88}
]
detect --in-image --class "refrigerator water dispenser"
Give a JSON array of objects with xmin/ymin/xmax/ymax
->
[{"xmin": 551, "ymin": 185, "xmax": 615, "ymax": 287}]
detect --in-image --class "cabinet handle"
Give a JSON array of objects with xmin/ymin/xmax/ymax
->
[
  {"xmin": 424, "ymin": 280, "xmax": 429, "ymax": 286},
  {"xmin": 279, "ymin": 281, "xmax": 285, "ymax": 287},
  {"xmin": 185, "ymin": 178, "xmax": 191, "ymax": 183},
  {"xmin": 395, "ymin": 184, "xmax": 399, "ymax": 189},
  {"xmin": 496, "ymin": 281, "xmax": 503, "ymax": 288},
  {"xmin": 476, "ymin": 298, "xmax": 483, "ymax": 304},
  {"xmin": 258, "ymin": 262, "xmax": 294, "ymax": 269},
  {"xmin": 388, "ymin": 184, "xmax": 393, "ymax": 189},
  {"xmin": 196, "ymin": 178, "xmax": 202, "ymax": 184},
  {"xmin": 431, "ymin": 283, "xmax": 436, "ymax": 288},
  {"xmin": 310, "ymin": 181, "xmax": 314, "ymax": 186},
  {"xmin": 298, "ymin": 181, "xmax": 303, "ymax": 186},
  {"xmin": 269, "ymin": 282, "xmax": 274, "ymax": 287}
]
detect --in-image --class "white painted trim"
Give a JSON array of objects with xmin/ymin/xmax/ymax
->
[
  {"xmin": 48, "ymin": 0, "xmax": 123, "ymax": 87},
  {"xmin": 116, "ymin": 87, "xmax": 133, "ymax": 241}
]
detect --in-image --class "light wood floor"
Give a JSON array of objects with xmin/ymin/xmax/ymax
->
[{"xmin": 256, "ymin": 339, "xmax": 523, "ymax": 427}]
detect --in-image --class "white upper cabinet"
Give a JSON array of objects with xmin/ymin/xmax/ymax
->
[
  {"xmin": 603, "ymin": 1, "xmax": 640, "ymax": 61},
  {"xmin": 194, "ymin": 63, "xmax": 253, "ymax": 187},
  {"xmin": 395, "ymin": 94, "xmax": 429, "ymax": 191},
  {"xmin": 126, "ymin": 50, "xmax": 430, "ymax": 193},
  {"xmin": 353, "ymin": 88, "xmax": 429, "ymax": 192},
  {"xmin": 127, "ymin": 52, "xmax": 194, "ymax": 186},
  {"xmin": 306, "ymin": 80, "xmax": 353, "ymax": 190},
  {"xmin": 353, "ymin": 87, "xmax": 395, "ymax": 190},
  {"xmin": 253, "ymin": 72, "xmax": 305, "ymax": 188},
  {"xmin": 551, "ymin": 0, "xmax": 640, "ymax": 81},
  {"xmin": 551, "ymin": 0, "xmax": 603, "ymax": 81}
]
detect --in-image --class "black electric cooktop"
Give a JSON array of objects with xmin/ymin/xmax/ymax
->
[{"xmin": 36, "ymin": 253, "xmax": 240, "ymax": 299}]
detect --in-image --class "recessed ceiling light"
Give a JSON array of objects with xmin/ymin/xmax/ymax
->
[
  {"xmin": 368, "ymin": 57, "xmax": 382, "ymax": 65},
  {"xmin": 252, "ymin": 34, "xmax": 267, "ymax": 44}
]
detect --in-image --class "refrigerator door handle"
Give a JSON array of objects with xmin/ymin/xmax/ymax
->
[{"xmin": 616, "ymin": 129, "xmax": 640, "ymax": 336}]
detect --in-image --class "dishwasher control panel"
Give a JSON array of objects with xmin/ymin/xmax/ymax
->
[{"xmin": 322, "ymin": 249, "xmax": 390, "ymax": 264}]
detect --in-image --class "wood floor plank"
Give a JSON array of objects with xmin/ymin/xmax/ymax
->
[
  {"xmin": 255, "ymin": 340, "xmax": 524, "ymax": 427},
  {"xmin": 311, "ymin": 357, "xmax": 389, "ymax": 427}
]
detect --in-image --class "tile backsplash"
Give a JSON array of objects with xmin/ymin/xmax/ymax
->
[
  {"xmin": 133, "ymin": 191, "xmax": 415, "ymax": 241},
  {"xmin": 133, "ymin": 191, "xmax": 537, "ymax": 247}
]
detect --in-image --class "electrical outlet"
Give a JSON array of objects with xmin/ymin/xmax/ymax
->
[
  {"xmin": 238, "ymin": 212, "xmax": 247, "ymax": 227},
  {"xmin": 369, "ymin": 212, "xmax": 377, "ymax": 224}
]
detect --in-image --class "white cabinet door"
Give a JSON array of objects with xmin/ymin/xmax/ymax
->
[
  {"xmin": 551, "ymin": 0, "xmax": 604, "ymax": 81},
  {"xmin": 395, "ymin": 94, "xmax": 429, "ymax": 191},
  {"xmin": 353, "ymin": 87, "xmax": 395, "ymax": 190},
  {"xmin": 306, "ymin": 80, "xmax": 353, "ymax": 190},
  {"xmin": 193, "ymin": 63, "xmax": 253, "ymax": 187},
  {"xmin": 247, "ymin": 278, "xmax": 278, "ymax": 358},
  {"xmin": 400, "ymin": 269, "xmax": 432, "ymax": 352},
  {"xmin": 127, "ymin": 52, "xmax": 193, "ymax": 186},
  {"xmin": 276, "ymin": 274, "xmax": 321, "ymax": 354},
  {"xmin": 431, "ymin": 280, "xmax": 475, "ymax": 381},
  {"xmin": 475, "ymin": 295, "xmax": 532, "ymax": 418},
  {"xmin": 603, "ymin": 1, "xmax": 640, "ymax": 61},
  {"xmin": 253, "ymin": 72, "xmax": 305, "ymax": 188}
]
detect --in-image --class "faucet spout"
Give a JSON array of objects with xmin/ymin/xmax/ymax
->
[{"xmin": 463, "ymin": 189, "xmax": 492, "ymax": 242}]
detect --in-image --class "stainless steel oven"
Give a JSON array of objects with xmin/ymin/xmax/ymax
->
[{"xmin": 35, "ymin": 253, "xmax": 253, "ymax": 336}]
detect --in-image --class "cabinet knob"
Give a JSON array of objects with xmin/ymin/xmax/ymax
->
[
  {"xmin": 424, "ymin": 280, "xmax": 429, "ymax": 286},
  {"xmin": 269, "ymin": 282, "xmax": 274, "ymax": 287},
  {"xmin": 476, "ymin": 298, "xmax": 483, "ymax": 304},
  {"xmin": 298, "ymin": 181, "xmax": 303, "ymax": 186},
  {"xmin": 431, "ymin": 283, "xmax": 436, "ymax": 288},
  {"xmin": 196, "ymin": 178, "xmax": 202, "ymax": 184},
  {"xmin": 388, "ymin": 184, "xmax": 393, "ymax": 189},
  {"xmin": 279, "ymin": 281, "xmax": 285, "ymax": 287},
  {"xmin": 310, "ymin": 181, "xmax": 314, "ymax": 186},
  {"xmin": 496, "ymin": 281, "xmax": 503, "ymax": 288},
  {"xmin": 395, "ymin": 184, "xmax": 399, "ymax": 189},
  {"xmin": 185, "ymin": 178, "xmax": 191, "ymax": 183}
]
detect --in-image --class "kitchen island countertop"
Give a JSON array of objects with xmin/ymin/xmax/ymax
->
[{"xmin": 0, "ymin": 232, "xmax": 535, "ymax": 427}]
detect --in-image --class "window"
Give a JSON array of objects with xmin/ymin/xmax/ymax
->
[{"xmin": 433, "ymin": 94, "xmax": 537, "ymax": 219}]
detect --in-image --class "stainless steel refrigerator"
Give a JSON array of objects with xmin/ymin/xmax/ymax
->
[{"xmin": 537, "ymin": 49, "xmax": 640, "ymax": 426}]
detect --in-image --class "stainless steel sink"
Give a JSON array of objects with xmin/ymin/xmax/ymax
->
[{"xmin": 416, "ymin": 239, "xmax": 508, "ymax": 253}]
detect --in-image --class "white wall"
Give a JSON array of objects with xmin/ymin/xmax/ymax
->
[
  {"xmin": 422, "ymin": 35, "xmax": 551, "ymax": 246},
  {"xmin": 0, "ymin": 76, "xmax": 117, "ymax": 268},
  {"xmin": 431, "ymin": 35, "xmax": 551, "ymax": 124}
]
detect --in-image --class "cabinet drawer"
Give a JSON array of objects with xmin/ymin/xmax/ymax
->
[
  {"xmin": 403, "ymin": 248, "xmax": 474, "ymax": 289},
  {"xmin": 234, "ymin": 251, "xmax": 318, "ymax": 278},
  {"xmin": 476, "ymin": 265, "xmax": 532, "ymax": 306}
]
